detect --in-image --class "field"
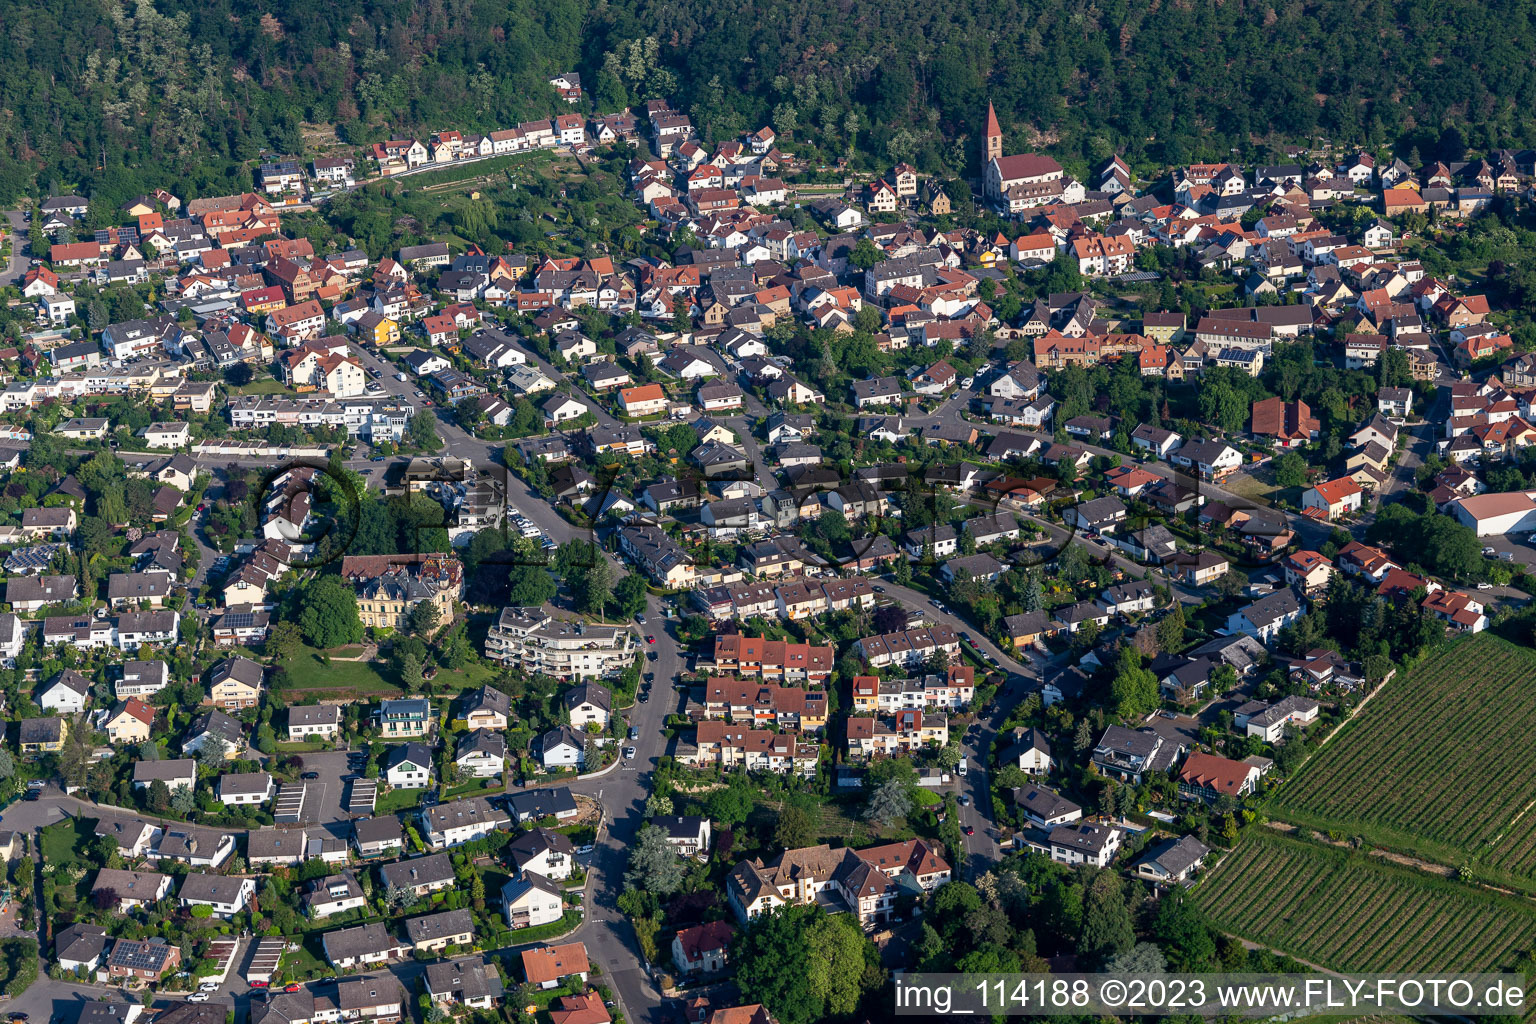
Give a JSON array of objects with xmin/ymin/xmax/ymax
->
[
  {"xmin": 1196, "ymin": 831, "xmax": 1536, "ymax": 972},
  {"xmin": 1266, "ymin": 634, "xmax": 1536, "ymax": 888}
]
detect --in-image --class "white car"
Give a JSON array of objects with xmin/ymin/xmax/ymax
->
[
  {"xmin": 961, "ymin": 376, "xmax": 974, "ymax": 389},
  {"xmin": 187, "ymin": 994, "xmax": 210, "ymax": 1003},
  {"xmin": 1477, "ymin": 582, "xmax": 1494, "ymax": 590}
]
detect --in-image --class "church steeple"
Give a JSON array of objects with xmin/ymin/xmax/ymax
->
[{"xmin": 984, "ymin": 101, "xmax": 1003, "ymax": 165}]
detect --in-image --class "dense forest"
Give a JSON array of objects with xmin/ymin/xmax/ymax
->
[{"xmin": 8, "ymin": 0, "xmax": 1536, "ymax": 202}]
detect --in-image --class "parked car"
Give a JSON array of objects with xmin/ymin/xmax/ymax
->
[{"xmin": 623, "ymin": 746, "xmax": 636, "ymax": 760}]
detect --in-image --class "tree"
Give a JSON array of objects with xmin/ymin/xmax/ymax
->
[
  {"xmin": 0, "ymin": 747, "xmax": 17, "ymax": 780},
  {"xmin": 1105, "ymin": 942, "xmax": 1169, "ymax": 974},
  {"xmin": 936, "ymin": 743, "xmax": 962, "ymax": 772},
  {"xmin": 577, "ymin": 558, "xmax": 614, "ymax": 614},
  {"xmin": 267, "ymin": 620, "xmax": 302, "ymax": 663},
  {"xmin": 1079, "ymin": 870, "xmax": 1135, "ymax": 966},
  {"xmin": 508, "ymin": 563, "xmax": 557, "ymax": 606},
  {"xmin": 1272, "ymin": 451, "xmax": 1309, "ymax": 488},
  {"xmin": 405, "ymin": 411, "xmax": 443, "ymax": 452},
  {"xmin": 384, "ymin": 884, "xmax": 419, "ymax": 913},
  {"xmin": 170, "ymin": 784, "xmax": 196, "ymax": 815},
  {"xmin": 774, "ymin": 804, "xmax": 817, "ymax": 850},
  {"xmin": 863, "ymin": 777, "xmax": 913, "ymax": 828},
  {"xmin": 848, "ymin": 238, "xmax": 885, "ymax": 272},
  {"xmin": 298, "ymin": 576, "xmax": 363, "ymax": 649},
  {"xmin": 197, "ymin": 735, "xmax": 230, "ymax": 773},
  {"xmin": 1157, "ymin": 603, "xmax": 1187, "ymax": 650},
  {"xmin": 1110, "ymin": 648, "xmax": 1160, "ymax": 719},
  {"xmin": 1153, "ymin": 889, "xmax": 1217, "ymax": 970},
  {"xmin": 804, "ymin": 912, "xmax": 870, "ymax": 1016},
  {"xmin": 613, "ymin": 573, "xmax": 649, "ymax": 619},
  {"xmin": 409, "ymin": 600, "xmax": 442, "ymax": 638},
  {"xmin": 734, "ymin": 905, "xmax": 826, "ymax": 1024},
  {"xmin": 148, "ymin": 779, "xmax": 171, "ymax": 813},
  {"xmin": 624, "ymin": 824, "xmax": 685, "ymax": 895}
]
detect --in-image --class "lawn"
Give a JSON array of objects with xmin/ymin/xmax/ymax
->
[
  {"xmin": 374, "ymin": 788, "xmax": 423, "ymax": 815},
  {"xmin": 1266, "ymin": 634, "xmax": 1536, "ymax": 891},
  {"xmin": 1196, "ymin": 830, "xmax": 1536, "ymax": 972},
  {"xmin": 39, "ymin": 819, "xmax": 87, "ymax": 869},
  {"xmin": 443, "ymin": 778, "xmax": 504, "ymax": 801},
  {"xmin": 279, "ymin": 644, "xmax": 404, "ymax": 700},
  {"xmin": 234, "ymin": 379, "xmax": 293, "ymax": 396}
]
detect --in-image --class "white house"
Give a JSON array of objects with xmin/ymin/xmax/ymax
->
[
  {"xmin": 1135, "ymin": 835, "xmax": 1211, "ymax": 885},
  {"xmin": 178, "ymin": 873, "xmax": 255, "ymax": 918},
  {"xmin": 420, "ymin": 796, "xmax": 512, "ymax": 849},
  {"xmin": 562, "ymin": 683, "xmax": 612, "ymax": 728},
  {"xmin": 454, "ymin": 730, "xmax": 507, "ymax": 778},
  {"xmin": 1226, "ymin": 588, "xmax": 1304, "ymax": 642},
  {"xmin": 1170, "ymin": 439, "xmax": 1243, "ymax": 480},
  {"xmin": 656, "ymin": 815, "xmax": 712, "ymax": 857},
  {"xmin": 1301, "ymin": 478, "xmax": 1364, "ymax": 521},
  {"xmin": 384, "ymin": 743, "xmax": 433, "ymax": 789},
  {"xmin": 1038, "ymin": 823, "xmax": 1122, "ymax": 868},
  {"xmin": 1003, "ymin": 728, "xmax": 1053, "ymax": 775},
  {"xmin": 1013, "ymin": 784, "xmax": 1082, "ymax": 828},
  {"xmin": 39, "ymin": 669, "xmax": 92, "ymax": 713},
  {"xmin": 540, "ymin": 726, "xmax": 585, "ymax": 770},
  {"xmin": 501, "ymin": 874, "xmax": 566, "ymax": 929},
  {"xmin": 217, "ymin": 772, "xmax": 275, "ymax": 806},
  {"xmin": 508, "ymin": 828, "xmax": 576, "ymax": 882}
]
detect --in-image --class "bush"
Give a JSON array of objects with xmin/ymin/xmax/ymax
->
[{"xmin": 0, "ymin": 938, "xmax": 39, "ymax": 995}]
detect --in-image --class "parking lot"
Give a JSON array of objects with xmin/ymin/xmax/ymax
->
[{"xmin": 285, "ymin": 749, "xmax": 359, "ymax": 823}]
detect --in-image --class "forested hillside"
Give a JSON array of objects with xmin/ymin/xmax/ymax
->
[
  {"xmin": 584, "ymin": 0, "xmax": 1536, "ymax": 175},
  {"xmin": 0, "ymin": 0, "xmax": 586, "ymax": 203},
  {"xmin": 8, "ymin": 0, "xmax": 1536, "ymax": 202}
]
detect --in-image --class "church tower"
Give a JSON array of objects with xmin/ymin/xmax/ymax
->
[{"xmin": 984, "ymin": 101, "xmax": 1003, "ymax": 166}]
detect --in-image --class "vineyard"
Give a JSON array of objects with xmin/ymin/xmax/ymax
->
[
  {"xmin": 1195, "ymin": 831, "xmax": 1536, "ymax": 972},
  {"xmin": 1266, "ymin": 634, "xmax": 1536, "ymax": 889}
]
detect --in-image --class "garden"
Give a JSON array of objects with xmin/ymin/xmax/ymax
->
[
  {"xmin": 1196, "ymin": 830, "xmax": 1536, "ymax": 972},
  {"xmin": 1265, "ymin": 634, "xmax": 1536, "ymax": 890}
]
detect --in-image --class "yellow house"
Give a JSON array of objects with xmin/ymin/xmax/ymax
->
[
  {"xmin": 105, "ymin": 699, "xmax": 155, "ymax": 744},
  {"xmin": 20, "ymin": 716, "xmax": 67, "ymax": 754},
  {"xmin": 370, "ymin": 316, "xmax": 401, "ymax": 347},
  {"xmin": 209, "ymin": 657, "xmax": 265, "ymax": 709}
]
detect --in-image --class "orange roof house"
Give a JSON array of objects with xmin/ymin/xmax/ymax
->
[
  {"xmin": 521, "ymin": 942, "xmax": 589, "ymax": 987},
  {"xmin": 1178, "ymin": 750, "xmax": 1260, "ymax": 801},
  {"xmin": 617, "ymin": 383, "xmax": 667, "ymax": 416}
]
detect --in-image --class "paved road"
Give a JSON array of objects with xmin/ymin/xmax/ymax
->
[
  {"xmin": 344, "ymin": 340, "xmax": 674, "ymax": 1021},
  {"xmin": 557, "ymin": 593, "xmax": 682, "ymax": 1024},
  {"xmin": 1, "ymin": 210, "xmax": 30, "ymax": 287}
]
